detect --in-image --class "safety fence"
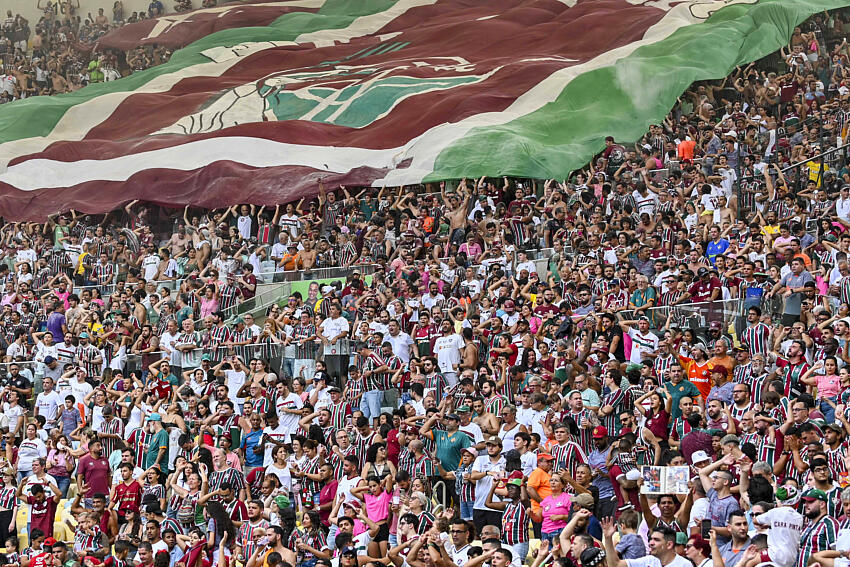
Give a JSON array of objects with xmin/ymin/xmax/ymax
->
[
  {"xmin": 118, "ymin": 339, "xmax": 358, "ymax": 380},
  {"xmin": 616, "ymin": 297, "xmax": 747, "ymax": 338}
]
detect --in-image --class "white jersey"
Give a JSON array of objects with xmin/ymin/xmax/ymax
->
[{"xmin": 755, "ymin": 507, "xmax": 804, "ymax": 567}]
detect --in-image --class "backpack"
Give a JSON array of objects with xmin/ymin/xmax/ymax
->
[{"xmin": 176, "ymin": 498, "xmax": 195, "ymax": 525}]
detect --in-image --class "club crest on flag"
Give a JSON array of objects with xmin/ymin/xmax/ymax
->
[{"xmin": 158, "ymin": 55, "xmax": 498, "ymax": 133}]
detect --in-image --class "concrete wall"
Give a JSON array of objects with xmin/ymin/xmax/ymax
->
[{"xmin": 14, "ymin": 0, "xmax": 172, "ymax": 33}]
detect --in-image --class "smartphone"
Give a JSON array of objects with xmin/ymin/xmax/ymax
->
[{"xmin": 700, "ymin": 519, "xmax": 712, "ymax": 539}]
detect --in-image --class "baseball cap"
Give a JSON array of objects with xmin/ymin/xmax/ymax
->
[
  {"xmin": 691, "ymin": 450, "xmax": 711, "ymax": 464},
  {"xmin": 201, "ymin": 354, "xmax": 212, "ymax": 361},
  {"xmin": 147, "ymin": 413, "xmax": 162, "ymax": 422},
  {"xmin": 506, "ymin": 478, "xmax": 523, "ymax": 487},
  {"xmin": 592, "ymin": 426, "xmax": 608, "ymax": 439},
  {"xmin": 456, "ymin": 405, "xmax": 471, "ymax": 413},
  {"xmin": 697, "ymin": 267, "xmax": 709, "ymax": 277},
  {"xmin": 44, "ymin": 537, "xmax": 57, "ymax": 547},
  {"xmin": 574, "ymin": 493, "xmax": 595, "ymax": 509},
  {"xmin": 709, "ymin": 321, "xmax": 722, "ymax": 330},
  {"xmin": 537, "ymin": 453, "xmax": 554, "ymax": 461},
  {"xmin": 44, "ymin": 356, "xmax": 55, "ymax": 364},
  {"xmin": 322, "ymin": 285, "xmax": 334, "ymax": 294},
  {"xmin": 485, "ymin": 435, "xmax": 502, "ymax": 446},
  {"xmin": 710, "ymin": 365, "xmax": 728, "ymax": 377},
  {"xmin": 343, "ymin": 500, "xmax": 362, "ymax": 510},
  {"xmin": 801, "ymin": 488, "xmax": 828, "ymax": 502},
  {"xmin": 445, "ymin": 414, "xmax": 461, "ymax": 421},
  {"xmin": 78, "ymin": 331, "xmax": 90, "ymax": 339},
  {"xmin": 504, "ymin": 300, "xmax": 515, "ymax": 309},
  {"xmin": 637, "ymin": 315, "xmax": 649, "ymax": 322},
  {"xmin": 461, "ymin": 447, "xmax": 477, "ymax": 458}
]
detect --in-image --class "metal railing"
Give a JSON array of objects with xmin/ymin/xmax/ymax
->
[
  {"xmin": 614, "ymin": 297, "xmax": 746, "ymax": 337},
  {"xmin": 254, "ymin": 263, "xmax": 380, "ymax": 284}
]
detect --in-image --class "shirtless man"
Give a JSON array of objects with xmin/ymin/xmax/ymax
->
[
  {"xmin": 296, "ymin": 239, "xmax": 317, "ymax": 271},
  {"xmin": 167, "ymin": 225, "xmax": 191, "ymax": 258},
  {"xmin": 471, "ymin": 397, "xmax": 500, "ymax": 436},
  {"xmin": 443, "ymin": 179, "xmax": 472, "ymax": 245},
  {"xmin": 93, "ymin": 7, "xmax": 108, "ymax": 25},
  {"xmin": 50, "ymin": 70, "xmax": 68, "ymax": 93}
]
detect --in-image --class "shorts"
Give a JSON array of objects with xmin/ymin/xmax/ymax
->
[{"xmin": 374, "ymin": 522, "xmax": 389, "ymax": 542}]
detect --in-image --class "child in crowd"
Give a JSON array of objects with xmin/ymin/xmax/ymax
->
[
  {"xmin": 614, "ymin": 508, "xmax": 646, "ymax": 559},
  {"xmin": 71, "ymin": 512, "xmax": 104, "ymax": 555}
]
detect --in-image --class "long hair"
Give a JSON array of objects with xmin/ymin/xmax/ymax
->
[
  {"xmin": 206, "ymin": 501, "xmax": 236, "ymax": 545},
  {"xmin": 279, "ymin": 507, "xmax": 297, "ymax": 543},
  {"xmin": 196, "ymin": 447, "xmax": 213, "ymax": 476},
  {"xmin": 303, "ymin": 510, "xmax": 325, "ymax": 535},
  {"xmin": 364, "ymin": 442, "xmax": 386, "ymax": 465}
]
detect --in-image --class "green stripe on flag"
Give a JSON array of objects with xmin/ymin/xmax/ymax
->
[
  {"xmin": 0, "ymin": 0, "xmax": 399, "ymax": 144},
  {"xmin": 426, "ymin": 0, "xmax": 850, "ymax": 181}
]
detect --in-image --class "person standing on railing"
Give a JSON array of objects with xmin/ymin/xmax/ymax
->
[
  {"xmin": 174, "ymin": 317, "xmax": 201, "ymax": 372},
  {"xmin": 766, "ymin": 257, "xmax": 815, "ymax": 326},
  {"xmin": 318, "ymin": 303, "xmax": 350, "ymax": 384},
  {"xmin": 289, "ymin": 311, "xmax": 318, "ymax": 380},
  {"xmin": 74, "ymin": 331, "xmax": 102, "ymax": 381},
  {"xmin": 131, "ymin": 324, "xmax": 160, "ymax": 382}
]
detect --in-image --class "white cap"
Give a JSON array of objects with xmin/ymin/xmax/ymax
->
[{"xmin": 691, "ymin": 450, "xmax": 711, "ymax": 464}]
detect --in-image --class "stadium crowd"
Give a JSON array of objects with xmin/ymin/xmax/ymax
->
[
  {"xmin": 0, "ymin": 0, "xmax": 177, "ymax": 102},
  {"xmin": 7, "ymin": 7, "xmax": 850, "ymax": 567}
]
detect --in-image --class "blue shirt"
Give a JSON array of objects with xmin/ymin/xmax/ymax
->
[
  {"xmin": 706, "ymin": 239, "xmax": 730, "ymax": 265},
  {"xmin": 241, "ymin": 429, "xmax": 264, "ymax": 468}
]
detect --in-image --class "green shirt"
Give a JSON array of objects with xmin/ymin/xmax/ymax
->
[
  {"xmin": 665, "ymin": 379, "xmax": 701, "ymax": 420},
  {"xmin": 433, "ymin": 429, "xmax": 471, "ymax": 471},
  {"xmin": 145, "ymin": 428, "xmax": 169, "ymax": 469}
]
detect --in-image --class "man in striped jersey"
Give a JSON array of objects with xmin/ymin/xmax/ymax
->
[
  {"xmin": 234, "ymin": 500, "xmax": 271, "ymax": 564},
  {"xmin": 97, "ymin": 404, "xmax": 124, "ymax": 459},
  {"xmin": 208, "ymin": 448, "xmax": 247, "ymax": 502},
  {"xmin": 741, "ymin": 306, "xmax": 771, "ymax": 357},
  {"xmin": 797, "ymin": 489, "xmax": 838, "ymax": 567},
  {"xmin": 548, "ymin": 422, "xmax": 588, "ymax": 478}
]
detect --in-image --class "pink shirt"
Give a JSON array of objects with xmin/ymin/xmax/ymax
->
[
  {"xmin": 540, "ymin": 492, "xmax": 572, "ymax": 533},
  {"xmin": 364, "ymin": 490, "xmax": 392, "ymax": 523},
  {"xmin": 200, "ymin": 296, "xmax": 219, "ymax": 319},
  {"xmin": 817, "ymin": 374, "xmax": 841, "ymax": 398}
]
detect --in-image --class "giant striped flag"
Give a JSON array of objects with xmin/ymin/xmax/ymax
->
[{"xmin": 0, "ymin": 0, "xmax": 843, "ymax": 219}]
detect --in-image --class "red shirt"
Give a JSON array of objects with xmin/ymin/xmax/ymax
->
[
  {"xmin": 113, "ymin": 480, "xmax": 143, "ymax": 517},
  {"xmin": 27, "ymin": 495, "xmax": 58, "ymax": 537},
  {"xmin": 78, "ymin": 453, "xmax": 111, "ymax": 497},
  {"xmin": 319, "ymin": 479, "xmax": 338, "ymax": 527},
  {"xmin": 687, "ymin": 277, "xmax": 721, "ymax": 303},
  {"xmin": 28, "ymin": 552, "xmax": 53, "ymax": 567}
]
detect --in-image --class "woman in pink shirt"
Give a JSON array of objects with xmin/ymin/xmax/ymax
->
[
  {"xmin": 530, "ymin": 473, "xmax": 573, "ymax": 544},
  {"xmin": 801, "ymin": 356, "xmax": 842, "ymax": 422},
  {"xmin": 351, "ymin": 473, "xmax": 394, "ymax": 557}
]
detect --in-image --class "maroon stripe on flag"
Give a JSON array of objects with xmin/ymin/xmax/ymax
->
[
  {"xmin": 96, "ymin": 1, "xmax": 322, "ymax": 50},
  {"xmin": 0, "ymin": 162, "xmax": 389, "ymax": 220},
  {"xmin": 13, "ymin": 0, "xmax": 667, "ymax": 168}
]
